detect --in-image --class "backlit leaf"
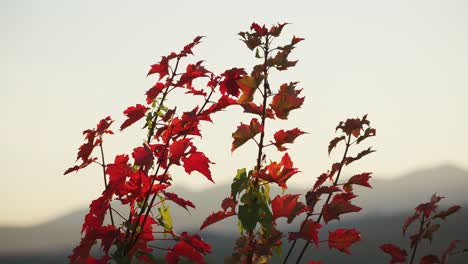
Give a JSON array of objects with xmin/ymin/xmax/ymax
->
[
  {"xmin": 270, "ymin": 82, "xmax": 304, "ymax": 120},
  {"xmin": 271, "ymin": 194, "xmax": 307, "ymax": 224},
  {"xmin": 328, "ymin": 228, "xmax": 361, "ymax": 255},
  {"xmin": 200, "ymin": 211, "xmax": 236, "ymax": 230},
  {"xmin": 236, "ymin": 76, "xmax": 257, "ymax": 103},
  {"xmin": 231, "ymin": 118, "xmax": 263, "ymax": 152},
  {"xmin": 288, "ymin": 220, "xmax": 322, "ymax": 247},
  {"xmin": 120, "ymin": 104, "xmax": 149, "ymax": 131},
  {"xmin": 181, "ymin": 152, "xmax": 214, "ymax": 182},
  {"xmin": 272, "ymin": 128, "xmax": 305, "ymax": 151},
  {"xmin": 379, "ymin": 243, "xmax": 407, "ymax": 264}
]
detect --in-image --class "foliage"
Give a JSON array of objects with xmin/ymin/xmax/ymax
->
[
  {"xmin": 380, "ymin": 194, "xmax": 463, "ymax": 264},
  {"xmin": 64, "ymin": 23, "xmax": 465, "ymax": 264}
]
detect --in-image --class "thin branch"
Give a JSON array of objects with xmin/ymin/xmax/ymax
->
[
  {"xmin": 99, "ymin": 142, "xmax": 115, "ymax": 226},
  {"xmin": 284, "ymin": 135, "xmax": 352, "ymax": 264},
  {"xmin": 135, "ymin": 242, "xmax": 169, "ymax": 251},
  {"xmin": 111, "ymin": 208, "xmax": 128, "ymax": 222},
  {"xmin": 409, "ymin": 214, "xmax": 425, "ymax": 264}
]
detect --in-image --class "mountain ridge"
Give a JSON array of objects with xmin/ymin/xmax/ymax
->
[{"xmin": 1, "ymin": 163, "xmax": 467, "ymax": 259}]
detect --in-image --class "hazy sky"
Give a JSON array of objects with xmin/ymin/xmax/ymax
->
[{"xmin": 2, "ymin": 0, "xmax": 468, "ymax": 226}]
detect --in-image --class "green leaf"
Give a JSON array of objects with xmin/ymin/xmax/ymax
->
[
  {"xmin": 261, "ymin": 183, "xmax": 271, "ymax": 202},
  {"xmin": 157, "ymin": 205, "xmax": 173, "ymax": 232},
  {"xmin": 238, "ymin": 189, "xmax": 264, "ymax": 233},
  {"xmin": 231, "ymin": 168, "xmax": 248, "ymax": 200},
  {"xmin": 238, "ymin": 204, "xmax": 260, "ymax": 233}
]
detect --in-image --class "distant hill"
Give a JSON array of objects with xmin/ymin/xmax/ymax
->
[{"xmin": 1, "ymin": 164, "xmax": 467, "ymax": 263}]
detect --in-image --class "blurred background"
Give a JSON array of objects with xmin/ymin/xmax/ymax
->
[{"xmin": 2, "ymin": 0, "xmax": 467, "ymax": 263}]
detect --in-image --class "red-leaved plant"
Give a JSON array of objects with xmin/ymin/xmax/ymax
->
[
  {"xmin": 65, "ymin": 35, "xmax": 240, "ymax": 263},
  {"xmin": 64, "ymin": 22, "xmax": 465, "ymax": 264},
  {"xmin": 380, "ymin": 194, "xmax": 464, "ymax": 264}
]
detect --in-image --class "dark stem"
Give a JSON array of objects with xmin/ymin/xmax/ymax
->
[
  {"xmin": 247, "ymin": 37, "xmax": 270, "ymax": 264},
  {"xmin": 126, "ymin": 126, "xmax": 174, "ymax": 253},
  {"xmin": 111, "ymin": 208, "xmax": 128, "ymax": 221},
  {"xmin": 124, "ymin": 86, "xmax": 215, "ymax": 256},
  {"xmin": 409, "ymin": 214, "xmax": 426, "ymax": 264},
  {"xmin": 282, "ymin": 214, "xmax": 311, "ymax": 264},
  {"xmin": 292, "ymin": 135, "xmax": 352, "ymax": 264},
  {"xmin": 122, "ymin": 58, "xmax": 181, "ymax": 251},
  {"xmin": 99, "ymin": 142, "xmax": 115, "ymax": 226},
  {"xmin": 147, "ymin": 58, "xmax": 180, "ymax": 143}
]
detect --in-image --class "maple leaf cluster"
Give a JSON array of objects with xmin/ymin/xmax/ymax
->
[
  {"xmin": 198, "ymin": 23, "xmax": 377, "ymax": 264},
  {"xmin": 64, "ymin": 116, "xmax": 114, "ymax": 175},
  {"xmin": 197, "ymin": 22, "xmax": 310, "ymax": 263},
  {"xmin": 65, "ymin": 36, "xmax": 241, "ymax": 263},
  {"xmin": 380, "ymin": 194, "xmax": 463, "ymax": 264},
  {"xmin": 64, "ymin": 22, "xmax": 465, "ymax": 264},
  {"xmin": 276, "ymin": 115, "xmax": 375, "ymax": 263}
]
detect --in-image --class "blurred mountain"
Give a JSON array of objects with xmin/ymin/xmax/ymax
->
[{"xmin": 1, "ymin": 164, "xmax": 467, "ymax": 263}]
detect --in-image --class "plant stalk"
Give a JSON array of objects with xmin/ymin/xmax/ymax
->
[{"xmin": 289, "ymin": 135, "xmax": 352, "ymax": 264}]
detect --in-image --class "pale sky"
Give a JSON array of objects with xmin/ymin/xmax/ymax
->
[{"xmin": 2, "ymin": 0, "xmax": 468, "ymax": 226}]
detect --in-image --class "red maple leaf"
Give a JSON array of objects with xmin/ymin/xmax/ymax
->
[
  {"xmin": 120, "ymin": 104, "xmax": 148, "ymax": 131},
  {"xmin": 221, "ymin": 197, "xmax": 237, "ymax": 212},
  {"xmin": 231, "ymin": 118, "xmax": 263, "ymax": 152},
  {"xmin": 82, "ymin": 191, "xmax": 112, "ymax": 234},
  {"xmin": 240, "ymin": 102, "xmax": 275, "ymax": 119},
  {"xmin": 200, "ymin": 95, "xmax": 237, "ymax": 116},
  {"xmin": 272, "ymin": 128, "xmax": 305, "ymax": 151},
  {"xmin": 291, "ymin": 36, "xmax": 305, "ymax": 45},
  {"xmin": 64, "ymin": 158, "xmax": 95, "ymax": 175},
  {"xmin": 269, "ymin": 23, "xmax": 288, "ymax": 37},
  {"xmin": 96, "ymin": 116, "xmax": 114, "ymax": 135},
  {"xmin": 272, "ymin": 194, "xmax": 307, "ymax": 224},
  {"xmin": 305, "ymin": 185, "xmax": 341, "ymax": 213},
  {"xmin": 255, "ymin": 153, "xmax": 299, "ymax": 188},
  {"xmin": 200, "ymin": 211, "xmax": 236, "ymax": 230},
  {"xmin": 179, "ymin": 232, "xmax": 211, "ymax": 255},
  {"xmin": 328, "ymin": 136, "xmax": 346, "ymax": 155},
  {"xmin": 288, "ymin": 220, "xmax": 322, "ymax": 247},
  {"xmin": 344, "ymin": 147, "xmax": 375, "ymax": 165},
  {"xmin": 164, "ymin": 192, "xmax": 195, "ymax": 211},
  {"xmin": 312, "ymin": 173, "xmax": 334, "ymax": 191},
  {"xmin": 219, "ymin": 68, "xmax": 246, "ymax": 97},
  {"xmin": 177, "ymin": 61, "xmax": 210, "ymax": 88},
  {"xmin": 180, "ymin": 36, "xmax": 204, "ymax": 56},
  {"xmin": 124, "ymin": 170, "xmax": 153, "ymax": 204},
  {"xmin": 166, "ymin": 240, "xmax": 208, "ymax": 264},
  {"xmin": 336, "ymin": 114, "xmax": 369, "ymax": 137},
  {"xmin": 132, "ymin": 145, "xmax": 154, "ymax": 172},
  {"xmin": 181, "ymin": 152, "xmax": 214, "ymax": 182},
  {"xmin": 344, "ymin": 172, "xmax": 372, "ymax": 192},
  {"xmin": 236, "ymin": 76, "xmax": 257, "ymax": 103},
  {"xmin": 145, "ymin": 82, "xmax": 165, "ymax": 104},
  {"xmin": 270, "ymin": 82, "xmax": 304, "ymax": 119},
  {"xmin": 434, "ymin": 205, "xmax": 461, "ymax": 220},
  {"xmin": 251, "ymin": 22, "xmax": 268, "ymax": 36},
  {"xmin": 415, "ymin": 193, "xmax": 444, "ymax": 218},
  {"xmin": 147, "ymin": 56, "xmax": 169, "ymax": 80},
  {"xmin": 106, "ymin": 154, "xmax": 132, "ymax": 191},
  {"xmin": 379, "ymin": 243, "xmax": 407, "ymax": 264},
  {"xmin": 169, "ymin": 138, "xmax": 193, "ymax": 165},
  {"xmin": 323, "ymin": 193, "xmax": 361, "ymax": 223},
  {"xmin": 328, "ymin": 228, "xmax": 361, "ymax": 254}
]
